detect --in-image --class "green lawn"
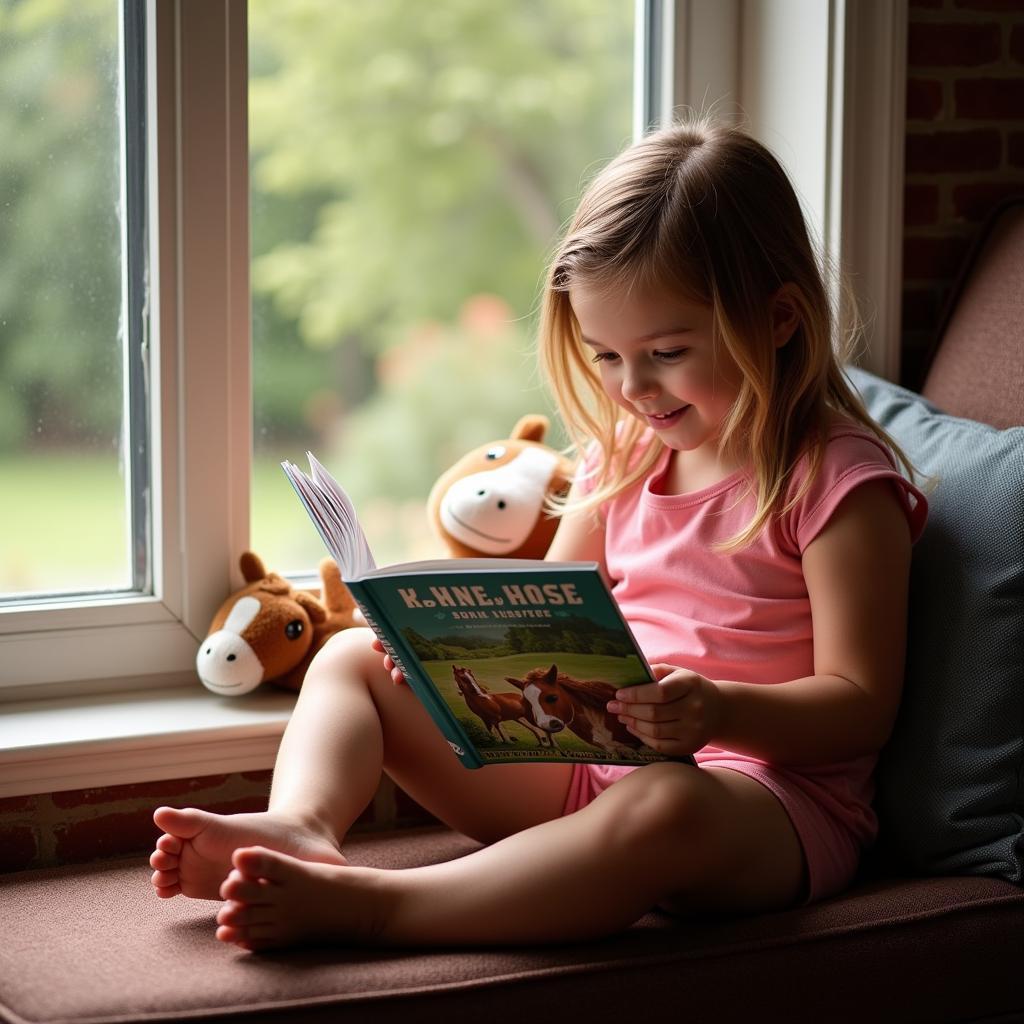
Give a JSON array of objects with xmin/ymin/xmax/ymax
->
[
  {"xmin": 0, "ymin": 453, "xmax": 436, "ymax": 596},
  {"xmin": 0, "ymin": 453, "xmax": 130, "ymax": 595}
]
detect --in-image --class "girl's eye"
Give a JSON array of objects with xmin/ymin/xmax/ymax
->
[
  {"xmin": 590, "ymin": 351, "xmax": 618, "ymax": 364},
  {"xmin": 655, "ymin": 348, "xmax": 688, "ymax": 360}
]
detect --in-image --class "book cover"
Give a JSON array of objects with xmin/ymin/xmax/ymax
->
[{"xmin": 282, "ymin": 453, "xmax": 690, "ymax": 769}]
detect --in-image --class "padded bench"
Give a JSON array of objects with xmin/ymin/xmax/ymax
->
[{"xmin": 1, "ymin": 826, "xmax": 1022, "ymax": 1024}]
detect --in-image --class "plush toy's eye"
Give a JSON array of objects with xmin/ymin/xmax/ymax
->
[
  {"xmin": 485, "ymin": 446, "xmax": 506, "ymax": 460},
  {"xmin": 284, "ymin": 620, "xmax": 304, "ymax": 640}
]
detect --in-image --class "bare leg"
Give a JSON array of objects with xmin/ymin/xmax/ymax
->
[
  {"xmin": 151, "ymin": 628, "xmax": 573, "ymax": 899},
  {"xmin": 215, "ymin": 764, "xmax": 805, "ymax": 950}
]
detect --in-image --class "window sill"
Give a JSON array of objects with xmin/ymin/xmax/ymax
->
[{"xmin": 0, "ymin": 685, "xmax": 296, "ymax": 799}]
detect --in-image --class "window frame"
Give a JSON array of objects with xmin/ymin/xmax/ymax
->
[{"xmin": 0, "ymin": 0, "xmax": 251, "ymax": 700}]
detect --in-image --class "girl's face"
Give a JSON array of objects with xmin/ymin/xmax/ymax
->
[{"xmin": 569, "ymin": 281, "xmax": 743, "ymax": 461}]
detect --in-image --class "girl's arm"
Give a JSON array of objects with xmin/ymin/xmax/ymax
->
[
  {"xmin": 612, "ymin": 480, "xmax": 913, "ymax": 765},
  {"xmin": 544, "ymin": 479, "xmax": 610, "ymax": 582}
]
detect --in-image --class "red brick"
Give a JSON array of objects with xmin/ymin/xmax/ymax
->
[
  {"xmin": 955, "ymin": 77, "xmax": 1024, "ymax": 118},
  {"xmin": 198, "ymin": 794, "xmax": 269, "ymax": 815},
  {"xmin": 908, "ymin": 22, "xmax": 1001, "ymax": 66},
  {"xmin": 903, "ymin": 234, "xmax": 972, "ymax": 279},
  {"xmin": 0, "ymin": 826, "xmax": 39, "ymax": 872},
  {"xmin": 52, "ymin": 775, "xmax": 230, "ymax": 809},
  {"xmin": 53, "ymin": 809, "xmax": 159, "ymax": 864},
  {"xmin": 954, "ymin": 0, "xmax": 1024, "ymax": 10},
  {"xmin": 0, "ymin": 795, "xmax": 37, "ymax": 815},
  {"xmin": 905, "ymin": 129, "xmax": 1002, "ymax": 172},
  {"xmin": 901, "ymin": 288, "xmax": 941, "ymax": 331},
  {"xmin": 953, "ymin": 180, "xmax": 1024, "ymax": 220},
  {"xmin": 906, "ymin": 78, "xmax": 945, "ymax": 119},
  {"xmin": 904, "ymin": 183, "xmax": 941, "ymax": 225},
  {"xmin": 1012, "ymin": 25, "xmax": 1024, "ymax": 63},
  {"xmin": 1009, "ymin": 131, "xmax": 1024, "ymax": 165}
]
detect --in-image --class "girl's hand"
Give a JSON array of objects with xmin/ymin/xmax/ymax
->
[
  {"xmin": 369, "ymin": 637, "xmax": 407, "ymax": 686},
  {"xmin": 606, "ymin": 663, "xmax": 723, "ymax": 756}
]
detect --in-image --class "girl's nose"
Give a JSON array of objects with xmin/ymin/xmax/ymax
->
[{"xmin": 620, "ymin": 365, "xmax": 658, "ymax": 402}]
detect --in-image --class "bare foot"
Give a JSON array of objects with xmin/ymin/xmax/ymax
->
[
  {"xmin": 149, "ymin": 807, "xmax": 347, "ymax": 901},
  {"xmin": 215, "ymin": 846, "xmax": 387, "ymax": 951}
]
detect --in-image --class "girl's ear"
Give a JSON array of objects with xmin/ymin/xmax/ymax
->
[{"xmin": 771, "ymin": 284, "xmax": 801, "ymax": 349}]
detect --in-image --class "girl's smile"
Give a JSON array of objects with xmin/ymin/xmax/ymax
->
[{"xmin": 642, "ymin": 404, "xmax": 690, "ymax": 430}]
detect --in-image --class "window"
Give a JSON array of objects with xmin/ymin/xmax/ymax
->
[{"xmin": 0, "ymin": 1, "xmax": 148, "ymax": 600}]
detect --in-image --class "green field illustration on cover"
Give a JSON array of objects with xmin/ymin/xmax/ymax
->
[
  {"xmin": 420, "ymin": 653, "xmax": 661, "ymax": 763},
  {"xmin": 368, "ymin": 569, "xmax": 665, "ymax": 764}
]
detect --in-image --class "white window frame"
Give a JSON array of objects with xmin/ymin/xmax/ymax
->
[
  {"xmin": 665, "ymin": 0, "xmax": 907, "ymax": 381},
  {"xmin": 0, "ymin": 1, "xmax": 251, "ymax": 700},
  {"xmin": 0, "ymin": 0, "xmax": 908, "ymax": 797}
]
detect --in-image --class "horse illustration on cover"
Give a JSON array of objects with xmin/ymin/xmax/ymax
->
[
  {"xmin": 451, "ymin": 665, "xmax": 555, "ymax": 747},
  {"xmin": 504, "ymin": 663, "xmax": 645, "ymax": 756}
]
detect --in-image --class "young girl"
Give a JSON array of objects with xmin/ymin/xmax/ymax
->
[{"xmin": 149, "ymin": 117, "xmax": 927, "ymax": 951}]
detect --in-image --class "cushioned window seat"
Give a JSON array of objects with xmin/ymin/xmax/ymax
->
[{"xmin": 1, "ymin": 826, "xmax": 1022, "ymax": 1024}]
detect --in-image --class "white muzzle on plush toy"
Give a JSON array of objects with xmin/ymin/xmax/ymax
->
[
  {"xmin": 438, "ymin": 445, "xmax": 562, "ymax": 556},
  {"xmin": 196, "ymin": 595, "xmax": 267, "ymax": 696}
]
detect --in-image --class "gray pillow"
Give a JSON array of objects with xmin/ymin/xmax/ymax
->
[{"xmin": 848, "ymin": 366, "xmax": 1024, "ymax": 882}]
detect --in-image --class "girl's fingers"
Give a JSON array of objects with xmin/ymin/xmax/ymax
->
[{"xmin": 618, "ymin": 704, "xmax": 682, "ymax": 725}]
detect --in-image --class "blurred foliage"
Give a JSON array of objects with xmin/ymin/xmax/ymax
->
[
  {"xmin": 248, "ymin": 0, "xmax": 633, "ymax": 352},
  {"xmin": 248, "ymin": 0, "xmax": 634, "ymax": 513}
]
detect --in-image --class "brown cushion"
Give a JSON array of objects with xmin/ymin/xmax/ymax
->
[
  {"xmin": 1, "ymin": 827, "xmax": 1022, "ymax": 1024},
  {"xmin": 922, "ymin": 198, "xmax": 1024, "ymax": 429}
]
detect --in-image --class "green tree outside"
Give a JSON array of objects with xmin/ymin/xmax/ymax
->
[{"xmin": 249, "ymin": 0, "xmax": 634, "ymax": 568}]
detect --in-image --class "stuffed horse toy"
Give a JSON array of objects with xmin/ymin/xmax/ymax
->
[
  {"xmin": 427, "ymin": 414, "xmax": 575, "ymax": 559},
  {"xmin": 197, "ymin": 551, "xmax": 359, "ymax": 696}
]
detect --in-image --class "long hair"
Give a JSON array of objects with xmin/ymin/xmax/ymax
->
[{"xmin": 539, "ymin": 116, "xmax": 916, "ymax": 549}]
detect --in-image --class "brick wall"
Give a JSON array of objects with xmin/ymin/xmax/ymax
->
[
  {"xmin": 902, "ymin": 0, "xmax": 1024, "ymax": 387},
  {"xmin": 0, "ymin": 772, "xmax": 435, "ymax": 873}
]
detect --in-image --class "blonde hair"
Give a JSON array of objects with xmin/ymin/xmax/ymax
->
[{"xmin": 539, "ymin": 116, "xmax": 916, "ymax": 549}]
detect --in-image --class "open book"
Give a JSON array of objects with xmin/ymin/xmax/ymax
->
[{"xmin": 283, "ymin": 453, "xmax": 691, "ymax": 769}]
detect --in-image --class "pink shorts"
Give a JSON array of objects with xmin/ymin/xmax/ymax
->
[{"xmin": 562, "ymin": 760, "xmax": 865, "ymax": 905}]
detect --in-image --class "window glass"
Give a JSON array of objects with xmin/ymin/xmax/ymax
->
[
  {"xmin": 250, "ymin": 1, "xmax": 634, "ymax": 570},
  {"xmin": 0, "ymin": 0, "xmax": 133, "ymax": 599}
]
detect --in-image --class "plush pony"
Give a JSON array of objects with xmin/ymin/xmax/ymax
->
[
  {"xmin": 427, "ymin": 414, "xmax": 576, "ymax": 559},
  {"xmin": 196, "ymin": 551, "xmax": 359, "ymax": 697}
]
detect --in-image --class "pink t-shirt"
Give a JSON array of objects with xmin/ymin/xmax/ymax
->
[{"xmin": 588, "ymin": 423, "xmax": 928, "ymax": 848}]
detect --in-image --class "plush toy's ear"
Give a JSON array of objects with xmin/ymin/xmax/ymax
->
[
  {"xmin": 239, "ymin": 551, "xmax": 267, "ymax": 583},
  {"xmin": 510, "ymin": 414, "xmax": 549, "ymax": 444},
  {"xmin": 317, "ymin": 557, "xmax": 358, "ymax": 618},
  {"xmin": 294, "ymin": 590, "xmax": 327, "ymax": 624},
  {"xmin": 259, "ymin": 572, "xmax": 293, "ymax": 596}
]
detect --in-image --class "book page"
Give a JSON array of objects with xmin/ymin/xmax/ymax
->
[{"xmin": 281, "ymin": 453, "xmax": 377, "ymax": 579}]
